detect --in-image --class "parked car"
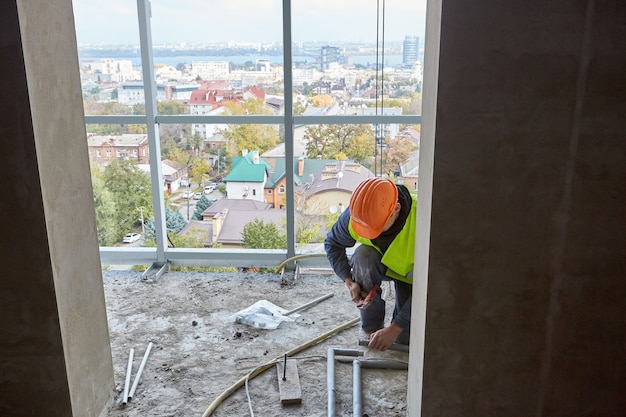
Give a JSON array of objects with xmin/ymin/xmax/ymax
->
[
  {"xmin": 204, "ymin": 185, "xmax": 215, "ymax": 195},
  {"xmin": 182, "ymin": 190, "xmax": 194, "ymax": 199},
  {"xmin": 122, "ymin": 233, "xmax": 141, "ymax": 243},
  {"xmin": 193, "ymin": 192, "xmax": 202, "ymax": 200}
]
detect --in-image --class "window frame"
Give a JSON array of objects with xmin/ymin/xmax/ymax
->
[{"xmin": 91, "ymin": 0, "xmax": 422, "ymax": 269}]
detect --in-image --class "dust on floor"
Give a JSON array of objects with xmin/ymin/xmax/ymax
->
[{"xmin": 102, "ymin": 269, "xmax": 409, "ymax": 417}]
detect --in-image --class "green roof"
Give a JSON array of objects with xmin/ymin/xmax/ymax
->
[{"xmin": 223, "ymin": 152, "xmax": 271, "ymax": 182}]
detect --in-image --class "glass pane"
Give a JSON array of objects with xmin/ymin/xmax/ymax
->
[
  {"xmin": 164, "ymin": 123, "xmax": 287, "ymax": 251},
  {"xmin": 87, "ymin": 125, "xmax": 154, "ymax": 247},
  {"xmin": 73, "ymin": 0, "xmax": 143, "ymax": 115},
  {"xmin": 150, "ymin": 0, "xmax": 284, "ymax": 115},
  {"xmin": 293, "ymin": 122, "xmax": 419, "ymax": 252},
  {"xmin": 292, "ymin": 0, "xmax": 425, "ymax": 116}
]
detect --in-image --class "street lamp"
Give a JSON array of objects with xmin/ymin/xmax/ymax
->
[{"xmin": 186, "ymin": 181, "xmax": 191, "ymax": 220}]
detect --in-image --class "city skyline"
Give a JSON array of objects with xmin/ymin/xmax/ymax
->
[{"xmin": 72, "ymin": 0, "xmax": 426, "ymax": 46}]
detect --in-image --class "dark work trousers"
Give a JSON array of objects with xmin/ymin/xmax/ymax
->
[{"xmin": 350, "ymin": 244, "xmax": 411, "ymax": 345}]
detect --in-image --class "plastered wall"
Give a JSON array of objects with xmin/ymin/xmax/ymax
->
[
  {"xmin": 0, "ymin": 0, "xmax": 114, "ymax": 415},
  {"xmin": 411, "ymin": 1, "xmax": 626, "ymax": 415}
]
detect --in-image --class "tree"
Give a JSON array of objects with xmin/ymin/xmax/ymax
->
[
  {"xmin": 161, "ymin": 137, "xmax": 188, "ymax": 165},
  {"xmin": 219, "ymin": 99, "xmax": 279, "ymax": 156},
  {"xmin": 296, "ymin": 220, "xmax": 323, "ymax": 244},
  {"xmin": 242, "ymin": 219, "xmax": 286, "ymax": 249},
  {"xmin": 312, "ymin": 94, "xmax": 334, "ymax": 107},
  {"xmin": 144, "ymin": 206, "xmax": 187, "ymax": 240},
  {"xmin": 189, "ymin": 132, "xmax": 204, "ymax": 155},
  {"xmin": 212, "ymin": 145, "xmax": 230, "ymax": 176},
  {"xmin": 381, "ymin": 136, "xmax": 415, "ymax": 176},
  {"xmin": 303, "ymin": 124, "xmax": 374, "ymax": 161},
  {"xmin": 186, "ymin": 155, "xmax": 211, "ymax": 185},
  {"xmin": 102, "ymin": 160, "xmax": 153, "ymax": 239},
  {"xmin": 91, "ymin": 167, "xmax": 118, "ymax": 246},
  {"xmin": 345, "ymin": 132, "xmax": 375, "ymax": 164},
  {"xmin": 192, "ymin": 195, "xmax": 214, "ymax": 220}
]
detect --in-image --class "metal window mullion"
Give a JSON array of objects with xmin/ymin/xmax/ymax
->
[
  {"xmin": 283, "ymin": 0, "xmax": 295, "ymax": 259},
  {"xmin": 137, "ymin": 0, "xmax": 167, "ymax": 263},
  {"xmin": 293, "ymin": 115, "xmax": 422, "ymax": 125},
  {"xmin": 85, "ymin": 114, "xmax": 422, "ymax": 126},
  {"xmin": 157, "ymin": 115, "xmax": 282, "ymax": 124}
]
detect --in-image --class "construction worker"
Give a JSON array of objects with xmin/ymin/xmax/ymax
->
[{"xmin": 325, "ymin": 177, "xmax": 416, "ymax": 351}]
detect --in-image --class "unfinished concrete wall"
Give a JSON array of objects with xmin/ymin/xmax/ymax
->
[
  {"xmin": 0, "ymin": 0, "xmax": 114, "ymax": 415},
  {"xmin": 410, "ymin": 1, "xmax": 626, "ymax": 415}
]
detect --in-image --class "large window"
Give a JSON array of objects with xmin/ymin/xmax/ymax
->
[{"xmin": 74, "ymin": 0, "xmax": 425, "ymax": 269}]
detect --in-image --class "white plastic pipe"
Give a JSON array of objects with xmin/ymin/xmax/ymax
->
[
  {"xmin": 129, "ymin": 342, "xmax": 154, "ymax": 400},
  {"xmin": 353, "ymin": 359, "xmax": 362, "ymax": 416},
  {"xmin": 351, "ymin": 359, "xmax": 409, "ymax": 416},
  {"xmin": 284, "ymin": 293, "xmax": 333, "ymax": 316},
  {"xmin": 327, "ymin": 348, "xmax": 362, "ymax": 417},
  {"xmin": 122, "ymin": 348, "xmax": 134, "ymax": 405}
]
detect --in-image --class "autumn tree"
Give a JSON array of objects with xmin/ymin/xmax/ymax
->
[
  {"xmin": 303, "ymin": 124, "xmax": 374, "ymax": 161},
  {"xmin": 188, "ymin": 156, "xmax": 212, "ymax": 185},
  {"xmin": 219, "ymin": 98, "xmax": 280, "ymax": 156},
  {"xmin": 311, "ymin": 94, "xmax": 335, "ymax": 107},
  {"xmin": 381, "ymin": 136, "xmax": 416, "ymax": 177}
]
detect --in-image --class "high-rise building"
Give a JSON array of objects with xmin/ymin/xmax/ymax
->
[
  {"xmin": 402, "ymin": 35, "xmax": 419, "ymax": 67},
  {"xmin": 320, "ymin": 45, "xmax": 341, "ymax": 71}
]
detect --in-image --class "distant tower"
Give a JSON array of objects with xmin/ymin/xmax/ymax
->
[
  {"xmin": 320, "ymin": 46, "xmax": 341, "ymax": 71},
  {"xmin": 402, "ymin": 35, "xmax": 419, "ymax": 67}
]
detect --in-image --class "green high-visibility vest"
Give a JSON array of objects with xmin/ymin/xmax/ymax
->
[{"xmin": 348, "ymin": 194, "xmax": 417, "ymax": 284}]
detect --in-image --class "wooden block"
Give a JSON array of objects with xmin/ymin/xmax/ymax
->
[{"xmin": 276, "ymin": 358, "xmax": 302, "ymax": 405}]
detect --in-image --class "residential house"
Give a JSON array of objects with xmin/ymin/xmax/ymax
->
[
  {"xmin": 396, "ymin": 126, "xmax": 420, "ymax": 148},
  {"xmin": 223, "ymin": 149, "xmax": 271, "ymax": 202},
  {"xmin": 200, "ymin": 199, "xmax": 277, "ymax": 248},
  {"xmin": 137, "ymin": 159, "xmax": 188, "ymax": 194},
  {"xmin": 189, "ymin": 83, "xmax": 266, "ymax": 139},
  {"xmin": 161, "ymin": 159, "xmax": 188, "ymax": 194},
  {"xmin": 397, "ymin": 149, "xmax": 419, "ymax": 193},
  {"xmin": 295, "ymin": 160, "xmax": 375, "ymax": 215},
  {"xmin": 87, "ymin": 134, "xmax": 149, "ymax": 166}
]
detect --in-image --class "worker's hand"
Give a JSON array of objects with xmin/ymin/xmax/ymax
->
[
  {"xmin": 368, "ymin": 323, "xmax": 403, "ymax": 352},
  {"xmin": 344, "ymin": 277, "xmax": 366, "ymax": 304}
]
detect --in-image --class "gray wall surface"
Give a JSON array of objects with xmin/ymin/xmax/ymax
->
[{"xmin": 413, "ymin": 1, "xmax": 626, "ymax": 415}]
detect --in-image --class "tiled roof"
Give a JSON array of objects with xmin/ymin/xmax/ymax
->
[
  {"xmin": 163, "ymin": 159, "xmax": 186, "ymax": 171},
  {"xmin": 202, "ymin": 198, "xmax": 272, "ymax": 218},
  {"xmin": 399, "ymin": 150, "xmax": 420, "ymax": 177},
  {"xmin": 295, "ymin": 160, "xmax": 374, "ymax": 198},
  {"xmin": 216, "ymin": 209, "xmax": 285, "ymax": 245}
]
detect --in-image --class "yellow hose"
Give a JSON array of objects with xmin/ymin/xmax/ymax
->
[
  {"xmin": 201, "ymin": 317, "xmax": 360, "ymax": 417},
  {"xmin": 275, "ymin": 253, "xmax": 328, "ymax": 272}
]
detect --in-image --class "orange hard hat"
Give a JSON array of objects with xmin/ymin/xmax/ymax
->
[{"xmin": 349, "ymin": 178, "xmax": 398, "ymax": 239}]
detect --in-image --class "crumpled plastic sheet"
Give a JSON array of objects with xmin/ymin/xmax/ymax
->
[{"xmin": 231, "ymin": 299, "xmax": 299, "ymax": 329}]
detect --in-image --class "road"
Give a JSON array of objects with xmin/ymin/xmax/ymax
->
[{"xmin": 173, "ymin": 189, "xmax": 221, "ymax": 221}]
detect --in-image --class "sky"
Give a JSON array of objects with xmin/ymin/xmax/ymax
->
[{"xmin": 72, "ymin": 0, "xmax": 427, "ymax": 45}]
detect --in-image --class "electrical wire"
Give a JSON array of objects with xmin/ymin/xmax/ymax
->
[
  {"xmin": 243, "ymin": 354, "xmax": 328, "ymax": 416},
  {"xmin": 201, "ymin": 317, "xmax": 360, "ymax": 417}
]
